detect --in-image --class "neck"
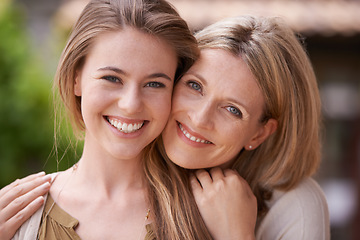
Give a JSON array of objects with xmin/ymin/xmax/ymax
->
[{"xmin": 73, "ymin": 135, "xmax": 147, "ymax": 199}]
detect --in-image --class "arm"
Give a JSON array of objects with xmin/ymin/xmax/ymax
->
[
  {"xmin": 191, "ymin": 168, "xmax": 257, "ymax": 240},
  {"xmin": 256, "ymin": 178, "xmax": 330, "ymax": 240},
  {"xmin": 0, "ymin": 172, "xmax": 51, "ymax": 240}
]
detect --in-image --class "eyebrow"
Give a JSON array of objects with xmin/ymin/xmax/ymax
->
[
  {"xmin": 186, "ymin": 71, "xmax": 250, "ymax": 111},
  {"xmin": 185, "ymin": 71, "xmax": 208, "ymax": 86},
  {"xmin": 228, "ymin": 97, "xmax": 249, "ymax": 111},
  {"xmin": 98, "ymin": 66, "xmax": 173, "ymax": 81}
]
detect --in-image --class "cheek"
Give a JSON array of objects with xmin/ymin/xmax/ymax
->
[
  {"xmin": 171, "ymin": 87, "xmax": 191, "ymax": 112},
  {"xmin": 152, "ymin": 92, "xmax": 173, "ymax": 121},
  {"xmin": 220, "ymin": 124, "xmax": 249, "ymax": 151}
]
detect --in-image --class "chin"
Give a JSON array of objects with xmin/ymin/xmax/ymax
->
[{"xmin": 167, "ymin": 155, "xmax": 203, "ymax": 170}]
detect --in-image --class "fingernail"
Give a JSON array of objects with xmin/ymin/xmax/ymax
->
[
  {"xmin": 42, "ymin": 175, "xmax": 52, "ymax": 182},
  {"xmin": 36, "ymin": 171, "xmax": 46, "ymax": 176},
  {"xmin": 34, "ymin": 196, "xmax": 45, "ymax": 204},
  {"xmin": 41, "ymin": 182, "xmax": 51, "ymax": 189}
]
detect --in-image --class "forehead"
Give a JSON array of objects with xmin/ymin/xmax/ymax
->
[
  {"xmin": 190, "ymin": 49, "xmax": 265, "ymax": 115},
  {"xmin": 84, "ymin": 28, "xmax": 178, "ymax": 74}
]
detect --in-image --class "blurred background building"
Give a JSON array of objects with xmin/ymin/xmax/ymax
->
[{"xmin": 2, "ymin": 0, "xmax": 360, "ymax": 239}]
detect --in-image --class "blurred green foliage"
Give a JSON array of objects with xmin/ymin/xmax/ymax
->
[{"xmin": 0, "ymin": 2, "xmax": 79, "ymax": 188}]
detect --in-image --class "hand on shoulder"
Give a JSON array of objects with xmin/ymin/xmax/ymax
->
[{"xmin": 0, "ymin": 172, "xmax": 51, "ymax": 240}]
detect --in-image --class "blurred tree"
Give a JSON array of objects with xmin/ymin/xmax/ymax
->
[{"xmin": 0, "ymin": 1, "xmax": 79, "ymax": 188}]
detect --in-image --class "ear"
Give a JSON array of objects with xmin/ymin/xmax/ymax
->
[
  {"xmin": 245, "ymin": 119, "xmax": 278, "ymax": 150},
  {"xmin": 74, "ymin": 71, "xmax": 82, "ymax": 96}
]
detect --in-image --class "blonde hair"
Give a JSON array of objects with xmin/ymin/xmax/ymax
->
[
  {"xmin": 195, "ymin": 16, "xmax": 322, "ymax": 216},
  {"xmin": 55, "ymin": 0, "xmax": 199, "ymax": 133},
  {"xmin": 53, "ymin": 0, "xmax": 203, "ymax": 239},
  {"xmin": 143, "ymin": 137, "xmax": 212, "ymax": 239}
]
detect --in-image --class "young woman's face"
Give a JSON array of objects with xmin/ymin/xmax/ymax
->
[
  {"xmin": 75, "ymin": 28, "xmax": 177, "ymax": 161},
  {"xmin": 162, "ymin": 49, "xmax": 272, "ymax": 169}
]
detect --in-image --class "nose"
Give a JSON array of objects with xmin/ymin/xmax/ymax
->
[
  {"xmin": 118, "ymin": 85, "xmax": 143, "ymax": 115},
  {"xmin": 189, "ymin": 100, "xmax": 214, "ymax": 129}
]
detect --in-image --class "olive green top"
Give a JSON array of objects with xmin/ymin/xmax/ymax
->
[{"xmin": 37, "ymin": 194, "xmax": 155, "ymax": 240}]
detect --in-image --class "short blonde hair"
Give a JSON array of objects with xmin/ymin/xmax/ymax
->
[
  {"xmin": 195, "ymin": 15, "xmax": 322, "ymax": 216},
  {"xmin": 55, "ymin": 0, "xmax": 199, "ymax": 133}
]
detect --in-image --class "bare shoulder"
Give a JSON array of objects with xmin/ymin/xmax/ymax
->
[
  {"xmin": 256, "ymin": 178, "xmax": 330, "ymax": 240},
  {"xmin": 48, "ymin": 169, "xmax": 71, "ymax": 199}
]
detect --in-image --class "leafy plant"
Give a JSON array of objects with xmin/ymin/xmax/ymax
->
[{"xmin": 0, "ymin": 1, "xmax": 79, "ymax": 188}]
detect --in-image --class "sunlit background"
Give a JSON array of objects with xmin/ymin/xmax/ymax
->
[{"xmin": 1, "ymin": 0, "xmax": 359, "ymax": 239}]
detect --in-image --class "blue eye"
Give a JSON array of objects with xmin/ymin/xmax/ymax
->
[
  {"xmin": 188, "ymin": 81, "xmax": 201, "ymax": 92},
  {"xmin": 146, "ymin": 82, "xmax": 165, "ymax": 88},
  {"xmin": 226, "ymin": 106, "xmax": 243, "ymax": 118},
  {"xmin": 103, "ymin": 75, "xmax": 121, "ymax": 83}
]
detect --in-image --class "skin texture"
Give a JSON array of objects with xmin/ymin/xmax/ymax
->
[
  {"xmin": 1, "ymin": 13, "xmax": 323, "ymax": 239},
  {"xmin": 0, "ymin": 27, "xmax": 179, "ymax": 240},
  {"xmin": 0, "ymin": 172, "xmax": 51, "ymax": 240},
  {"xmin": 162, "ymin": 49, "xmax": 277, "ymax": 169},
  {"xmin": 162, "ymin": 49, "xmax": 276, "ymax": 240},
  {"xmin": 74, "ymin": 28, "xmax": 176, "ymax": 162},
  {"xmin": 47, "ymin": 28, "xmax": 178, "ymax": 239},
  {"xmin": 0, "ymin": 41, "xmax": 262, "ymax": 240},
  {"xmin": 191, "ymin": 168, "xmax": 256, "ymax": 240}
]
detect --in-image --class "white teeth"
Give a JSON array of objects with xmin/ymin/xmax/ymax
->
[
  {"xmin": 108, "ymin": 118, "xmax": 144, "ymax": 133},
  {"xmin": 122, "ymin": 123, "xmax": 128, "ymax": 132},
  {"xmin": 179, "ymin": 123, "xmax": 211, "ymax": 144}
]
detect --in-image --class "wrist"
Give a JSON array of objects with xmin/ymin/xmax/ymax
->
[{"xmin": 212, "ymin": 232, "xmax": 255, "ymax": 240}]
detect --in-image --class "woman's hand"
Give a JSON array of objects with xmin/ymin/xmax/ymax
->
[
  {"xmin": 191, "ymin": 168, "xmax": 257, "ymax": 240},
  {"xmin": 0, "ymin": 172, "xmax": 51, "ymax": 240}
]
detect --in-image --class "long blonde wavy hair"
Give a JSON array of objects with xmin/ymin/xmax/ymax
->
[
  {"xmin": 193, "ymin": 15, "xmax": 322, "ymax": 217},
  {"xmin": 145, "ymin": 15, "xmax": 322, "ymax": 237},
  {"xmin": 53, "ymin": 0, "xmax": 213, "ymax": 239}
]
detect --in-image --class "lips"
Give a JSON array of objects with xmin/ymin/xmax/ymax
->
[
  {"xmin": 178, "ymin": 122, "xmax": 212, "ymax": 144},
  {"xmin": 106, "ymin": 116, "xmax": 145, "ymax": 133}
]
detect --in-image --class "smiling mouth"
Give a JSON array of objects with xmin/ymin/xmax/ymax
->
[
  {"xmin": 106, "ymin": 117, "xmax": 145, "ymax": 133},
  {"xmin": 178, "ymin": 122, "xmax": 212, "ymax": 144}
]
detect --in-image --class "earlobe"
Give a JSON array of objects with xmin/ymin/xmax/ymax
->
[
  {"xmin": 74, "ymin": 73, "xmax": 82, "ymax": 96},
  {"xmin": 246, "ymin": 119, "xmax": 278, "ymax": 150}
]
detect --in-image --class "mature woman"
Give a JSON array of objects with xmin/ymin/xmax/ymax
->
[{"xmin": 160, "ymin": 15, "xmax": 330, "ymax": 239}]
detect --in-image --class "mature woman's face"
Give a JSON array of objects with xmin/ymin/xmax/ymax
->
[{"xmin": 162, "ymin": 49, "xmax": 274, "ymax": 169}]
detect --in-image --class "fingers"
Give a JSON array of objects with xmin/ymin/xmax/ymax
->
[
  {"xmin": 190, "ymin": 173, "xmax": 202, "ymax": 197},
  {"xmin": 190, "ymin": 168, "xmax": 258, "ymax": 240},
  {"xmin": 7, "ymin": 196, "xmax": 45, "ymax": 231},
  {"xmin": 208, "ymin": 168, "xmax": 224, "ymax": 182},
  {"xmin": 0, "ymin": 172, "xmax": 51, "ymax": 240},
  {"xmin": 191, "ymin": 170, "xmax": 214, "ymax": 201},
  {"xmin": 223, "ymin": 168, "xmax": 237, "ymax": 177},
  {"xmin": 0, "ymin": 196, "xmax": 45, "ymax": 240},
  {"xmin": 0, "ymin": 173, "xmax": 51, "ymax": 210},
  {"xmin": 0, "ymin": 172, "xmax": 45, "ymax": 200},
  {"xmin": 194, "ymin": 169, "xmax": 212, "ymax": 188},
  {"xmin": 192, "ymin": 168, "xmax": 234, "ymax": 191},
  {"xmin": 1, "ymin": 181, "xmax": 50, "ymax": 222}
]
